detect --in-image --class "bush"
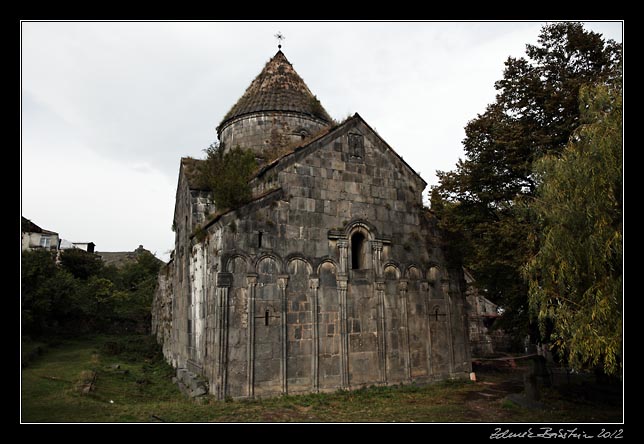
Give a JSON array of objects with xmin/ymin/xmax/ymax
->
[{"xmin": 197, "ymin": 142, "xmax": 257, "ymax": 211}]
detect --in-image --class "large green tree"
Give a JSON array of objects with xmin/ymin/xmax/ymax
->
[
  {"xmin": 432, "ymin": 23, "xmax": 621, "ymax": 341},
  {"xmin": 22, "ymin": 250, "xmax": 80, "ymax": 336},
  {"xmin": 59, "ymin": 248, "xmax": 104, "ymax": 280},
  {"xmin": 523, "ymin": 81, "xmax": 622, "ymax": 376}
]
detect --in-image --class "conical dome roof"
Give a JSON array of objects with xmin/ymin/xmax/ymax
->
[{"xmin": 218, "ymin": 50, "xmax": 332, "ymax": 131}]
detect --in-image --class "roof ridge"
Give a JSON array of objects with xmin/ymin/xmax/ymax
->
[{"xmin": 251, "ymin": 113, "xmax": 426, "ymax": 187}]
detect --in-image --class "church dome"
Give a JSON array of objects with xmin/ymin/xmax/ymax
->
[{"xmin": 217, "ymin": 50, "xmax": 332, "ymax": 162}]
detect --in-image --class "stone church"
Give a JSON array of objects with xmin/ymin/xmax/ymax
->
[{"xmin": 152, "ymin": 48, "xmax": 471, "ymax": 399}]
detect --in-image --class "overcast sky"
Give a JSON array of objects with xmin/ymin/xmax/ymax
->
[{"xmin": 21, "ymin": 21, "xmax": 622, "ymax": 262}]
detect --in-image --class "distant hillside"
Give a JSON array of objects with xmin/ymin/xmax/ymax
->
[{"xmin": 97, "ymin": 245, "xmax": 164, "ymax": 268}]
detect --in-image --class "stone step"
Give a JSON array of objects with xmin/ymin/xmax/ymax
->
[{"xmin": 174, "ymin": 367, "xmax": 208, "ymax": 398}]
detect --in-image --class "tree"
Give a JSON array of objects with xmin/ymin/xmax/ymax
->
[
  {"xmin": 59, "ymin": 248, "xmax": 104, "ymax": 280},
  {"xmin": 197, "ymin": 142, "xmax": 257, "ymax": 211},
  {"xmin": 432, "ymin": 23, "xmax": 621, "ymax": 340},
  {"xmin": 111, "ymin": 251, "xmax": 163, "ymax": 333},
  {"xmin": 523, "ymin": 81, "xmax": 622, "ymax": 376},
  {"xmin": 22, "ymin": 250, "xmax": 79, "ymax": 336}
]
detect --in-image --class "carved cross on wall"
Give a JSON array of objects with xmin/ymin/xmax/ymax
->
[
  {"xmin": 256, "ymin": 309, "xmax": 281, "ymax": 326},
  {"xmin": 432, "ymin": 307, "xmax": 447, "ymax": 321}
]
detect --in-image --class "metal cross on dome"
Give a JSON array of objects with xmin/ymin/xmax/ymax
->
[{"xmin": 274, "ymin": 32, "xmax": 285, "ymax": 50}]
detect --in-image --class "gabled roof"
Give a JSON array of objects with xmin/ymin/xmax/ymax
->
[
  {"xmin": 21, "ymin": 216, "xmax": 58, "ymax": 235},
  {"xmin": 218, "ymin": 50, "xmax": 332, "ymax": 131},
  {"xmin": 253, "ymin": 113, "xmax": 427, "ymax": 188},
  {"xmin": 21, "ymin": 216, "xmax": 42, "ymax": 233},
  {"xmin": 182, "ymin": 114, "xmax": 425, "ymax": 195}
]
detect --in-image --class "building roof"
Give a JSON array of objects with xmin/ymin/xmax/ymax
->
[
  {"xmin": 218, "ymin": 50, "xmax": 332, "ymax": 131},
  {"xmin": 97, "ymin": 246, "xmax": 163, "ymax": 268},
  {"xmin": 21, "ymin": 216, "xmax": 58, "ymax": 235},
  {"xmin": 252, "ymin": 113, "xmax": 427, "ymax": 187},
  {"xmin": 21, "ymin": 216, "xmax": 42, "ymax": 233}
]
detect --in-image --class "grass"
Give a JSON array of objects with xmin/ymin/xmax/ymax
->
[{"xmin": 21, "ymin": 335, "xmax": 623, "ymax": 423}]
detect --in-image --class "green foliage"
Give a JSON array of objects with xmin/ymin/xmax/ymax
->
[
  {"xmin": 197, "ymin": 142, "xmax": 257, "ymax": 211},
  {"xmin": 110, "ymin": 251, "xmax": 162, "ymax": 332},
  {"xmin": 22, "ymin": 249, "xmax": 162, "ymax": 338},
  {"xmin": 22, "ymin": 250, "xmax": 79, "ymax": 336},
  {"xmin": 60, "ymin": 248, "xmax": 104, "ymax": 280},
  {"xmin": 523, "ymin": 81, "xmax": 622, "ymax": 376},
  {"xmin": 194, "ymin": 224, "xmax": 207, "ymax": 242},
  {"xmin": 431, "ymin": 23, "xmax": 621, "ymax": 339},
  {"xmin": 309, "ymin": 95, "xmax": 325, "ymax": 118}
]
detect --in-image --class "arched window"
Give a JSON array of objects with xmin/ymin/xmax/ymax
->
[{"xmin": 351, "ymin": 232, "xmax": 366, "ymax": 269}]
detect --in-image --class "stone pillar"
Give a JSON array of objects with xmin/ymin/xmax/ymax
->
[
  {"xmin": 442, "ymin": 278, "xmax": 455, "ymax": 374},
  {"xmin": 277, "ymin": 275, "xmax": 289, "ymax": 394},
  {"xmin": 246, "ymin": 273, "xmax": 258, "ymax": 398},
  {"xmin": 375, "ymin": 280, "xmax": 387, "ymax": 384},
  {"xmin": 310, "ymin": 277, "xmax": 320, "ymax": 392},
  {"xmin": 420, "ymin": 280, "xmax": 433, "ymax": 376},
  {"xmin": 337, "ymin": 277, "xmax": 350, "ymax": 388},
  {"xmin": 371, "ymin": 240, "xmax": 383, "ymax": 279},
  {"xmin": 215, "ymin": 272, "xmax": 232, "ymax": 400},
  {"xmin": 338, "ymin": 240, "xmax": 348, "ymax": 275},
  {"xmin": 399, "ymin": 279, "xmax": 412, "ymax": 382}
]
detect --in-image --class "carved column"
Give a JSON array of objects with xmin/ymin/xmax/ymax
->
[
  {"xmin": 442, "ymin": 278, "xmax": 455, "ymax": 374},
  {"xmin": 337, "ymin": 278, "xmax": 350, "ymax": 388},
  {"xmin": 246, "ymin": 273, "xmax": 258, "ymax": 398},
  {"xmin": 371, "ymin": 240, "xmax": 383, "ymax": 279},
  {"xmin": 277, "ymin": 275, "xmax": 289, "ymax": 394},
  {"xmin": 338, "ymin": 239, "xmax": 349, "ymax": 275},
  {"xmin": 399, "ymin": 279, "xmax": 412, "ymax": 381},
  {"xmin": 215, "ymin": 272, "xmax": 232, "ymax": 400},
  {"xmin": 310, "ymin": 277, "xmax": 320, "ymax": 392},
  {"xmin": 375, "ymin": 280, "xmax": 387, "ymax": 384},
  {"xmin": 420, "ymin": 280, "xmax": 433, "ymax": 376}
]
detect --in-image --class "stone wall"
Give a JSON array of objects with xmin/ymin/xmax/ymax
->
[
  {"xmin": 155, "ymin": 115, "xmax": 472, "ymax": 400},
  {"xmin": 465, "ymin": 282, "xmax": 512, "ymax": 357},
  {"xmin": 219, "ymin": 111, "xmax": 330, "ymax": 162},
  {"xmin": 151, "ymin": 263, "xmax": 174, "ymax": 363}
]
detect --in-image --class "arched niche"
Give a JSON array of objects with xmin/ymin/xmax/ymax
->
[{"xmin": 427, "ymin": 266, "xmax": 441, "ymax": 285}]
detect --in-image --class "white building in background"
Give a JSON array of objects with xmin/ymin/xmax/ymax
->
[
  {"xmin": 71, "ymin": 242, "xmax": 95, "ymax": 253},
  {"xmin": 21, "ymin": 217, "xmax": 59, "ymax": 252},
  {"xmin": 59, "ymin": 240, "xmax": 96, "ymax": 253}
]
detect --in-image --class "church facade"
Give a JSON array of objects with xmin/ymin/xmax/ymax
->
[{"xmin": 152, "ymin": 49, "xmax": 471, "ymax": 399}]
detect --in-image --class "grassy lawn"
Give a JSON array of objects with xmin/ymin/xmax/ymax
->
[{"xmin": 21, "ymin": 335, "xmax": 622, "ymax": 423}]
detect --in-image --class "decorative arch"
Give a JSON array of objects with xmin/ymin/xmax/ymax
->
[
  {"xmin": 343, "ymin": 219, "xmax": 377, "ymax": 240},
  {"xmin": 287, "ymin": 256, "xmax": 313, "ymax": 276},
  {"xmin": 427, "ymin": 265, "xmax": 442, "ymax": 285},
  {"xmin": 254, "ymin": 252, "xmax": 284, "ymax": 275},
  {"xmin": 405, "ymin": 265, "xmax": 421, "ymax": 281},
  {"xmin": 225, "ymin": 253, "xmax": 251, "ymax": 274},
  {"xmin": 383, "ymin": 263, "xmax": 401, "ymax": 281},
  {"xmin": 315, "ymin": 257, "xmax": 339, "ymax": 276}
]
